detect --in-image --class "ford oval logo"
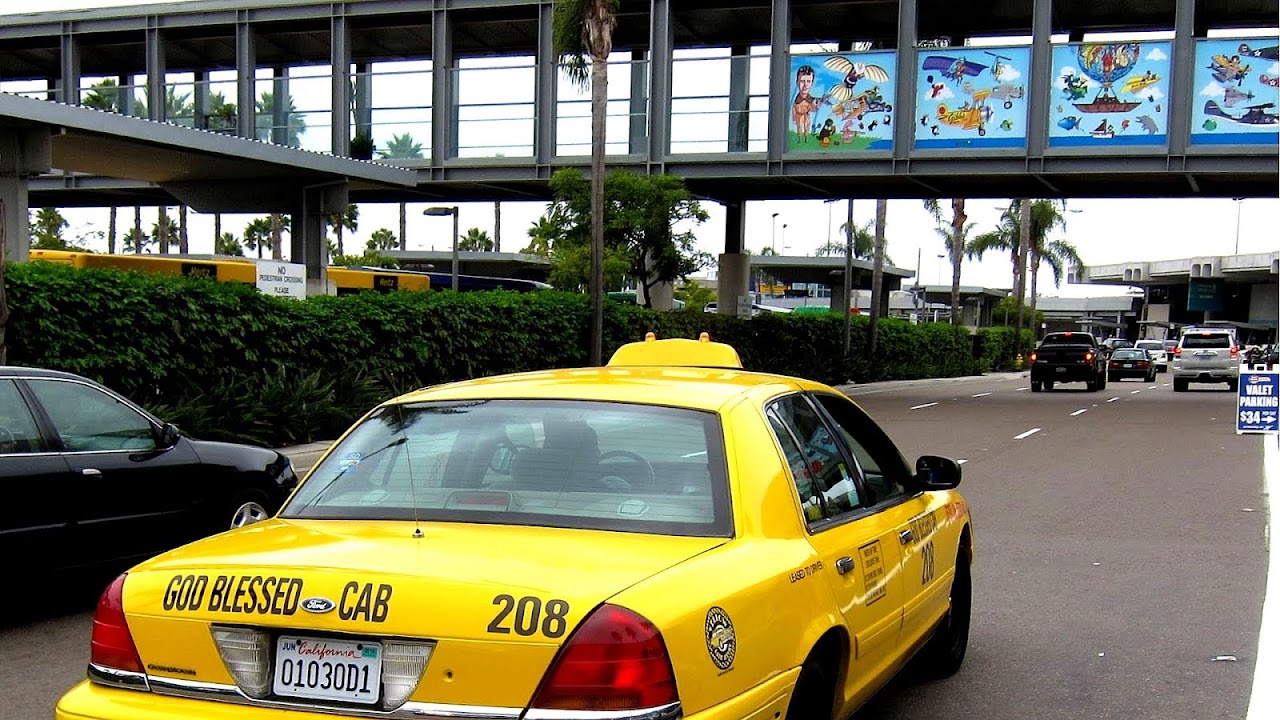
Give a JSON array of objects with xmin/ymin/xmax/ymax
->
[{"xmin": 301, "ymin": 597, "xmax": 336, "ymax": 614}]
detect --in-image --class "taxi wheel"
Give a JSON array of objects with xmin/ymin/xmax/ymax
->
[
  {"xmin": 785, "ymin": 638, "xmax": 839, "ymax": 720},
  {"xmin": 917, "ymin": 549, "xmax": 971, "ymax": 678}
]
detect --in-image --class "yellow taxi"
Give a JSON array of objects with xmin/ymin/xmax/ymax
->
[{"xmin": 57, "ymin": 333, "xmax": 973, "ymax": 720}]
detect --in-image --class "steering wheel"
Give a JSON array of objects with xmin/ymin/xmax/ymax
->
[{"xmin": 596, "ymin": 450, "xmax": 655, "ymax": 487}]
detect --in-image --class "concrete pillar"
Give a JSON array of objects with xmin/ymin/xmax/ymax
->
[
  {"xmin": 728, "ymin": 44, "xmax": 750, "ymax": 153},
  {"xmin": 331, "ymin": 13, "xmax": 352, "ymax": 155},
  {"xmin": 648, "ymin": 0, "xmax": 672, "ymax": 160},
  {"xmin": 629, "ymin": 50, "xmax": 649, "ymax": 155},
  {"xmin": 291, "ymin": 183, "xmax": 346, "ymax": 288},
  {"xmin": 648, "ymin": 282, "xmax": 675, "ymax": 311},
  {"xmin": 0, "ymin": 130, "xmax": 53, "ymax": 264},
  {"xmin": 236, "ymin": 19, "xmax": 257, "ymax": 139},
  {"xmin": 431, "ymin": 8, "xmax": 453, "ymax": 163},
  {"xmin": 59, "ymin": 30, "xmax": 80, "ymax": 105},
  {"xmin": 146, "ymin": 26, "xmax": 166, "ymax": 122},
  {"xmin": 717, "ymin": 253, "xmax": 752, "ymax": 317}
]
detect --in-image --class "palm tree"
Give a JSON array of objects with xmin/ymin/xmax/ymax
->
[
  {"xmin": 869, "ymin": 199, "xmax": 889, "ymax": 348},
  {"xmin": 925, "ymin": 198, "xmax": 971, "ymax": 325},
  {"xmin": 494, "ymin": 201, "xmax": 502, "ymax": 253},
  {"xmin": 270, "ymin": 213, "xmax": 286, "ymax": 260},
  {"xmin": 178, "ymin": 205, "xmax": 189, "ymax": 253},
  {"xmin": 326, "ymin": 204, "xmax": 359, "ymax": 257},
  {"xmin": 133, "ymin": 87, "xmax": 194, "ymax": 123},
  {"xmin": 122, "ymin": 226, "xmax": 149, "ymax": 254},
  {"xmin": 215, "ymin": 232, "xmax": 244, "ymax": 256},
  {"xmin": 107, "ymin": 206, "xmax": 118, "ymax": 254},
  {"xmin": 554, "ymin": 0, "xmax": 618, "ymax": 366},
  {"xmin": 459, "ymin": 227, "xmax": 494, "ymax": 251},
  {"xmin": 820, "ymin": 218, "xmax": 874, "ymax": 259},
  {"xmin": 522, "ymin": 216, "xmax": 558, "ymax": 256},
  {"xmin": 367, "ymin": 228, "xmax": 398, "ymax": 252},
  {"xmin": 255, "ymin": 91, "xmax": 307, "ymax": 147},
  {"xmin": 83, "ymin": 79, "xmax": 125, "ymax": 113},
  {"xmin": 244, "ymin": 217, "xmax": 273, "ymax": 259},
  {"xmin": 971, "ymin": 199, "xmax": 1075, "ymax": 320},
  {"xmin": 377, "ymin": 133, "xmax": 424, "ymax": 159},
  {"xmin": 154, "ymin": 206, "xmax": 174, "ymax": 253}
]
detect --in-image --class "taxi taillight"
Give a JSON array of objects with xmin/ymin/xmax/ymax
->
[
  {"xmin": 530, "ymin": 604, "xmax": 678, "ymax": 712},
  {"xmin": 90, "ymin": 574, "xmax": 144, "ymax": 674}
]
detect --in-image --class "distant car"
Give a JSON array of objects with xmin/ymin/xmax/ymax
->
[
  {"xmin": 1107, "ymin": 348, "xmax": 1157, "ymax": 383},
  {"xmin": 1133, "ymin": 340, "xmax": 1169, "ymax": 373},
  {"xmin": 1173, "ymin": 329, "xmax": 1240, "ymax": 391},
  {"xmin": 1101, "ymin": 338, "xmax": 1134, "ymax": 355},
  {"xmin": 0, "ymin": 367, "xmax": 298, "ymax": 572}
]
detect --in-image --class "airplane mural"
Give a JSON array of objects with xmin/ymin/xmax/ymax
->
[
  {"xmin": 915, "ymin": 46, "xmax": 1030, "ymax": 149},
  {"xmin": 1191, "ymin": 37, "xmax": 1280, "ymax": 145}
]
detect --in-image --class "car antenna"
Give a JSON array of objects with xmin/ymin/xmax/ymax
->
[{"xmin": 395, "ymin": 405, "xmax": 425, "ymax": 539}]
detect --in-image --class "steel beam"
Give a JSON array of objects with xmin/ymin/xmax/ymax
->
[
  {"xmin": 59, "ymin": 30, "xmax": 80, "ymax": 106},
  {"xmin": 629, "ymin": 50, "xmax": 649, "ymax": 156},
  {"xmin": 146, "ymin": 24, "xmax": 166, "ymax": 122},
  {"xmin": 432, "ymin": 8, "xmax": 453, "ymax": 163},
  {"xmin": 1027, "ymin": 0, "xmax": 1052, "ymax": 157},
  {"xmin": 272, "ymin": 67, "xmax": 289, "ymax": 146},
  {"xmin": 1168, "ymin": 0, "xmax": 1196, "ymax": 158},
  {"xmin": 535, "ymin": 3, "xmax": 555, "ymax": 165},
  {"xmin": 193, "ymin": 69, "xmax": 209, "ymax": 129},
  {"xmin": 331, "ymin": 12, "xmax": 352, "ymax": 155},
  {"xmin": 892, "ymin": 0, "xmax": 917, "ymax": 160},
  {"xmin": 648, "ymin": 0, "xmax": 673, "ymax": 163},
  {"xmin": 728, "ymin": 44, "xmax": 750, "ymax": 153},
  {"xmin": 236, "ymin": 18, "xmax": 257, "ymax": 139},
  {"xmin": 767, "ymin": 0, "xmax": 790, "ymax": 162},
  {"xmin": 354, "ymin": 61, "xmax": 372, "ymax": 139}
]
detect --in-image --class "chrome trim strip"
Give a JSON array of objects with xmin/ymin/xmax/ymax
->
[
  {"xmin": 147, "ymin": 675, "xmax": 522, "ymax": 719},
  {"xmin": 88, "ymin": 663, "xmax": 150, "ymax": 692},
  {"xmin": 524, "ymin": 703, "xmax": 682, "ymax": 720}
]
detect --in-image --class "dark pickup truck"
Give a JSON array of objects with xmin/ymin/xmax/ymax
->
[{"xmin": 1029, "ymin": 332, "xmax": 1108, "ymax": 392}]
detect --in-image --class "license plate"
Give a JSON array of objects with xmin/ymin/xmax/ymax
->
[
  {"xmin": 1124, "ymin": 363, "xmax": 1133, "ymax": 368},
  {"xmin": 273, "ymin": 636, "xmax": 381, "ymax": 704},
  {"xmin": 1056, "ymin": 367, "xmax": 1066, "ymax": 373}
]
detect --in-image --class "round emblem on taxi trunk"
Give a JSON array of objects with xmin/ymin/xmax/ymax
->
[
  {"xmin": 705, "ymin": 606, "xmax": 736, "ymax": 671},
  {"xmin": 301, "ymin": 597, "xmax": 336, "ymax": 614}
]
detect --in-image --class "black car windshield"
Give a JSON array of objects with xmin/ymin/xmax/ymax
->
[{"xmin": 283, "ymin": 399, "xmax": 732, "ymax": 537}]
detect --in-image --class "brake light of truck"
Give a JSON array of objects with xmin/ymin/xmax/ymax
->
[
  {"xmin": 1084, "ymin": 351, "xmax": 1095, "ymax": 362},
  {"xmin": 1029, "ymin": 352, "xmax": 1038, "ymax": 363}
]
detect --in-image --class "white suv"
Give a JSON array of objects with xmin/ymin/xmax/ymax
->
[
  {"xmin": 1133, "ymin": 340, "xmax": 1169, "ymax": 373},
  {"xmin": 1172, "ymin": 330, "xmax": 1239, "ymax": 392}
]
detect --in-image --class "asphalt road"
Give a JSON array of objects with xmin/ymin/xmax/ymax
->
[{"xmin": 2, "ymin": 372, "xmax": 1268, "ymax": 720}]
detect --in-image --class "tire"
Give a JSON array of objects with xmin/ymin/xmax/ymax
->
[
  {"xmin": 1045, "ymin": 380, "xmax": 1055, "ymax": 391},
  {"xmin": 1086, "ymin": 376, "xmax": 1097, "ymax": 391},
  {"xmin": 916, "ymin": 548, "xmax": 972, "ymax": 678},
  {"xmin": 785, "ymin": 647, "xmax": 837, "ymax": 720},
  {"xmin": 1108, "ymin": 373, "xmax": 1116, "ymax": 383},
  {"xmin": 1227, "ymin": 378, "xmax": 1239, "ymax": 392},
  {"xmin": 228, "ymin": 490, "xmax": 272, "ymax": 530},
  {"xmin": 1146, "ymin": 371, "xmax": 1156, "ymax": 382},
  {"xmin": 1098, "ymin": 373, "xmax": 1107, "ymax": 391},
  {"xmin": 1031, "ymin": 381, "xmax": 1042, "ymax": 392},
  {"xmin": 1174, "ymin": 378, "xmax": 1188, "ymax": 392}
]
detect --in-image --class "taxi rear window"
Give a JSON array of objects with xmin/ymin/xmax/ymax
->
[{"xmin": 284, "ymin": 400, "xmax": 732, "ymax": 537}]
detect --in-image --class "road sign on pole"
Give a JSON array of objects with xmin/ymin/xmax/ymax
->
[{"xmin": 1236, "ymin": 369, "xmax": 1279, "ymax": 434}]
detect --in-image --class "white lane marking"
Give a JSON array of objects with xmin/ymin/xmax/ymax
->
[
  {"xmin": 1247, "ymin": 435, "xmax": 1279, "ymax": 719},
  {"xmin": 1130, "ymin": 390, "xmax": 1142, "ymax": 395},
  {"xmin": 1070, "ymin": 409, "xmax": 1088, "ymax": 416},
  {"xmin": 956, "ymin": 459, "xmax": 968, "ymax": 465},
  {"xmin": 1016, "ymin": 387, "xmax": 1029, "ymax": 391},
  {"xmin": 1107, "ymin": 397, "xmax": 1119, "ymax": 403},
  {"xmin": 910, "ymin": 402, "xmax": 939, "ymax": 410},
  {"xmin": 1013, "ymin": 428, "xmax": 1041, "ymax": 440},
  {"xmin": 972, "ymin": 392, "xmax": 991, "ymax": 398},
  {"xmin": 1149, "ymin": 385, "xmax": 1159, "ymax": 389}
]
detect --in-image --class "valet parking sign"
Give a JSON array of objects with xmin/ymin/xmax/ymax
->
[{"xmin": 1236, "ymin": 370, "xmax": 1279, "ymax": 434}]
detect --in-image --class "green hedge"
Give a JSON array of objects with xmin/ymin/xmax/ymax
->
[{"xmin": 8, "ymin": 262, "xmax": 989, "ymax": 447}]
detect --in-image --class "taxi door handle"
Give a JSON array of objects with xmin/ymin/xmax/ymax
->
[
  {"xmin": 835, "ymin": 557, "xmax": 855, "ymax": 575},
  {"xmin": 81, "ymin": 468, "xmax": 102, "ymax": 477},
  {"xmin": 899, "ymin": 529, "xmax": 914, "ymax": 544}
]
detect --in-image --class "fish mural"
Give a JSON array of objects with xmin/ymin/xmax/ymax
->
[
  {"xmin": 1190, "ymin": 37, "xmax": 1280, "ymax": 145},
  {"xmin": 915, "ymin": 46, "xmax": 1030, "ymax": 149},
  {"xmin": 1048, "ymin": 42, "xmax": 1172, "ymax": 147}
]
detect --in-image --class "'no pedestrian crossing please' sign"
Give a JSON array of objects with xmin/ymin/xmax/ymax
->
[{"xmin": 1237, "ymin": 370, "xmax": 1279, "ymax": 434}]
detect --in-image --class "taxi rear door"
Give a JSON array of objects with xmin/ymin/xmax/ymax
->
[{"xmin": 765, "ymin": 395, "xmax": 905, "ymax": 707}]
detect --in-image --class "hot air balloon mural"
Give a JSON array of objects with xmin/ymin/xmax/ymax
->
[
  {"xmin": 1074, "ymin": 43, "xmax": 1143, "ymax": 113},
  {"xmin": 1048, "ymin": 41, "xmax": 1172, "ymax": 147}
]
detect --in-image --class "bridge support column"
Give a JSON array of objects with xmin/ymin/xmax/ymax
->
[
  {"xmin": 331, "ymin": 13, "xmax": 352, "ymax": 155},
  {"xmin": 648, "ymin": 0, "xmax": 672, "ymax": 160},
  {"xmin": 291, "ymin": 183, "xmax": 347, "ymax": 294},
  {"xmin": 236, "ymin": 19, "xmax": 257, "ymax": 139},
  {"xmin": 629, "ymin": 50, "xmax": 649, "ymax": 155},
  {"xmin": 0, "ymin": 130, "xmax": 52, "ymax": 264},
  {"xmin": 717, "ymin": 202, "xmax": 750, "ymax": 317},
  {"xmin": 431, "ymin": 8, "xmax": 454, "ymax": 162}
]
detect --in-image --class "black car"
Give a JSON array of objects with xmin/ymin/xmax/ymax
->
[
  {"xmin": 0, "ymin": 367, "xmax": 298, "ymax": 572},
  {"xmin": 1107, "ymin": 348, "xmax": 1156, "ymax": 382}
]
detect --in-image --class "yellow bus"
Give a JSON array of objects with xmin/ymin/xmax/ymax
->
[{"xmin": 28, "ymin": 250, "xmax": 431, "ymax": 295}]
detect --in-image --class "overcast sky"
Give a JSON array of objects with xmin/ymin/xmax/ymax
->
[{"xmin": 6, "ymin": 1, "xmax": 1278, "ymax": 297}]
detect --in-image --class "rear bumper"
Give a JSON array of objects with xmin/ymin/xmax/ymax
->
[
  {"xmin": 1031, "ymin": 365, "xmax": 1098, "ymax": 382},
  {"xmin": 1107, "ymin": 369, "xmax": 1153, "ymax": 379},
  {"xmin": 1172, "ymin": 365, "xmax": 1239, "ymax": 381}
]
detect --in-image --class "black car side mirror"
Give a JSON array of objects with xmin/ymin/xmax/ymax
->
[
  {"xmin": 158, "ymin": 422, "xmax": 181, "ymax": 448},
  {"xmin": 914, "ymin": 455, "xmax": 961, "ymax": 490}
]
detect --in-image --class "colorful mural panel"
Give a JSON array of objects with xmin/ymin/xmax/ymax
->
[
  {"xmin": 1190, "ymin": 37, "xmax": 1279, "ymax": 145},
  {"xmin": 913, "ymin": 46, "xmax": 1031, "ymax": 149},
  {"xmin": 1048, "ymin": 42, "xmax": 1172, "ymax": 147},
  {"xmin": 787, "ymin": 51, "xmax": 897, "ymax": 152}
]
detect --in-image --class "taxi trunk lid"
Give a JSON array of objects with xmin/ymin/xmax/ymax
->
[{"xmin": 119, "ymin": 519, "xmax": 724, "ymax": 710}]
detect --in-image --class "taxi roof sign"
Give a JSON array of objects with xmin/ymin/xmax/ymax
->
[{"xmin": 606, "ymin": 332, "xmax": 744, "ymax": 369}]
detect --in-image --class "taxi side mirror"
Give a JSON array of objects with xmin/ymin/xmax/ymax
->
[{"xmin": 914, "ymin": 455, "xmax": 961, "ymax": 490}]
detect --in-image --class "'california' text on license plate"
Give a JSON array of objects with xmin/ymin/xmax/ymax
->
[{"xmin": 273, "ymin": 635, "xmax": 382, "ymax": 704}]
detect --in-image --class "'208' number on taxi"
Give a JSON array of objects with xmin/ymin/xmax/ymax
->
[
  {"xmin": 921, "ymin": 540, "xmax": 936, "ymax": 585},
  {"xmin": 488, "ymin": 595, "xmax": 570, "ymax": 638}
]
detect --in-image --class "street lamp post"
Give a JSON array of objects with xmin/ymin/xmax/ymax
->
[
  {"xmin": 770, "ymin": 213, "xmax": 779, "ymax": 253},
  {"xmin": 423, "ymin": 206, "xmax": 460, "ymax": 291},
  {"xmin": 1233, "ymin": 198, "xmax": 1245, "ymax": 254}
]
